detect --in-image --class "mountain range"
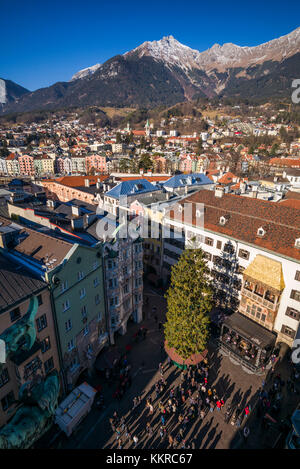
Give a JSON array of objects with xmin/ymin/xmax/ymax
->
[{"xmin": 2, "ymin": 27, "xmax": 300, "ymax": 114}]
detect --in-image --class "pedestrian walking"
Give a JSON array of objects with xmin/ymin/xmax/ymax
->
[
  {"xmin": 148, "ymin": 403, "xmax": 154, "ymax": 415},
  {"xmin": 116, "ymin": 426, "xmax": 121, "ymax": 440},
  {"xmin": 117, "ymin": 437, "xmax": 123, "ymax": 449},
  {"xmin": 124, "ymin": 425, "xmax": 130, "ymax": 440},
  {"xmin": 181, "ymin": 440, "xmax": 186, "ymax": 449},
  {"xmin": 109, "ymin": 417, "xmax": 116, "ymax": 432},
  {"xmin": 243, "ymin": 426, "xmax": 250, "ymax": 443},
  {"xmin": 178, "ymin": 427, "xmax": 184, "ymax": 441},
  {"xmin": 133, "ymin": 435, "xmax": 138, "ymax": 448},
  {"xmin": 146, "ymin": 422, "xmax": 151, "ymax": 436},
  {"xmin": 159, "ymin": 426, "xmax": 165, "ymax": 440}
]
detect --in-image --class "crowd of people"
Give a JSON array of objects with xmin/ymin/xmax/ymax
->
[
  {"xmin": 102, "ymin": 298, "xmax": 298, "ymax": 450},
  {"xmin": 107, "ymin": 356, "xmax": 254, "ymax": 449}
]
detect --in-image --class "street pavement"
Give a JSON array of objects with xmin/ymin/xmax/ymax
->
[{"xmin": 36, "ymin": 284, "xmax": 300, "ymax": 449}]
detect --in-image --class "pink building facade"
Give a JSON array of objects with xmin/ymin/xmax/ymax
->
[
  {"xmin": 18, "ymin": 154, "xmax": 35, "ymax": 176},
  {"xmin": 85, "ymin": 154, "xmax": 108, "ymax": 174}
]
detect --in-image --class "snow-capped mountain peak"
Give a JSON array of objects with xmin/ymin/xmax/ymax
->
[
  {"xmin": 125, "ymin": 27, "xmax": 300, "ymax": 72},
  {"xmin": 70, "ymin": 27, "xmax": 300, "ymax": 81},
  {"xmin": 71, "ymin": 63, "xmax": 102, "ymax": 81},
  {"xmin": 124, "ymin": 35, "xmax": 202, "ymax": 71},
  {"xmin": 0, "ymin": 79, "xmax": 7, "ymax": 104}
]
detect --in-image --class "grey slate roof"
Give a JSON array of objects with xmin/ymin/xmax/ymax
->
[
  {"xmin": 163, "ymin": 173, "xmax": 214, "ymax": 189},
  {"xmin": 0, "ymin": 254, "xmax": 47, "ymax": 313},
  {"xmin": 105, "ymin": 179, "xmax": 160, "ymax": 200}
]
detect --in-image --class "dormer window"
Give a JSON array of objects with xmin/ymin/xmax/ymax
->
[
  {"xmin": 219, "ymin": 215, "xmax": 230, "ymax": 225},
  {"xmin": 257, "ymin": 227, "xmax": 266, "ymax": 237},
  {"xmin": 295, "ymin": 238, "xmax": 300, "ymax": 249}
]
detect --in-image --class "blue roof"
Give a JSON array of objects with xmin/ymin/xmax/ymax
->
[
  {"xmin": 163, "ymin": 173, "xmax": 213, "ymax": 189},
  {"xmin": 105, "ymin": 179, "xmax": 160, "ymax": 200}
]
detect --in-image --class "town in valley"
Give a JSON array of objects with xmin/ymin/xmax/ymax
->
[{"xmin": 0, "ymin": 2, "xmax": 300, "ymax": 453}]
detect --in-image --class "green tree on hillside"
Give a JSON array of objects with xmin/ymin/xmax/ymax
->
[
  {"xmin": 164, "ymin": 249, "xmax": 213, "ymax": 360},
  {"xmin": 138, "ymin": 153, "xmax": 153, "ymax": 172},
  {"xmin": 119, "ymin": 158, "xmax": 131, "ymax": 173}
]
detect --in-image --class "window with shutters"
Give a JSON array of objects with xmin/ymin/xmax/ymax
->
[
  {"xmin": 286, "ymin": 307, "xmax": 300, "ymax": 321},
  {"xmin": 281, "ymin": 324, "xmax": 296, "ymax": 339},
  {"xmin": 238, "ymin": 249, "xmax": 250, "ymax": 260},
  {"xmin": 290, "ymin": 290, "xmax": 300, "ymax": 302}
]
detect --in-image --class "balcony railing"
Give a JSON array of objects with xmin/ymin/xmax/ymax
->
[
  {"xmin": 217, "ymin": 339, "xmax": 259, "ymax": 372},
  {"xmin": 241, "ymin": 288, "xmax": 277, "ymax": 311}
]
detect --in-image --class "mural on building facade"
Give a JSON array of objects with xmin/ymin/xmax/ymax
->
[{"xmin": 0, "ymin": 296, "xmax": 60, "ymax": 448}]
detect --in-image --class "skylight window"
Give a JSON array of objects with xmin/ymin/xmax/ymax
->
[{"xmin": 135, "ymin": 184, "xmax": 145, "ymax": 191}]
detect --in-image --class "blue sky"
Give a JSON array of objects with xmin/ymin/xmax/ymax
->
[{"xmin": 2, "ymin": 0, "xmax": 299, "ymax": 91}]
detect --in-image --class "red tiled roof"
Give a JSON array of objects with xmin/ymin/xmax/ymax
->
[
  {"xmin": 167, "ymin": 190, "xmax": 300, "ymax": 261},
  {"xmin": 53, "ymin": 175, "xmax": 108, "ymax": 187},
  {"xmin": 278, "ymin": 199, "xmax": 300, "ymax": 209},
  {"xmin": 285, "ymin": 191, "xmax": 300, "ymax": 201},
  {"xmin": 218, "ymin": 172, "xmax": 237, "ymax": 184},
  {"xmin": 269, "ymin": 158, "xmax": 300, "ymax": 167},
  {"xmin": 6, "ymin": 153, "xmax": 16, "ymax": 160}
]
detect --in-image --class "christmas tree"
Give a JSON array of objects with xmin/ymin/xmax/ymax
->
[{"xmin": 164, "ymin": 248, "xmax": 213, "ymax": 360}]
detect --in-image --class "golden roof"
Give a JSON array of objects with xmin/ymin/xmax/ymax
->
[{"xmin": 243, "ymin": 254, "xmax": 285, "ymax": 292}]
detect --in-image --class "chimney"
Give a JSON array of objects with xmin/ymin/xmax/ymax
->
[
  {"xmin": 47, "ymin": 199, "xmax": 55, "ymax": 209},
  {"xmin": 84, "ymin": 178, "xmax": 90, "ymax": 187},
  {"xmin": 0, "ymin": 232, "xmax": 8, "ymax": 249},
  {"xmin": 71, "ymin": 205, "xmax": 80, "ymax": 217},
  {"xmin": 215, "ymin": 186, "xmax": 224, "ymax": 198}
]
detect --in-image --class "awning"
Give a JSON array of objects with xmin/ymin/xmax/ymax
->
[
  {"xmin": 243, "ymin": 254, "xmax": 285, "ymax": 293},
  {"xmin": 223, "ymin": 312, "xmax": 277, "ymax": 348}
]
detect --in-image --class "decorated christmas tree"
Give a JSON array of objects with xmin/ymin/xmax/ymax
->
[{"xmin": 164, "ymin": 248, "xmax": 213, "ymax": 361}]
